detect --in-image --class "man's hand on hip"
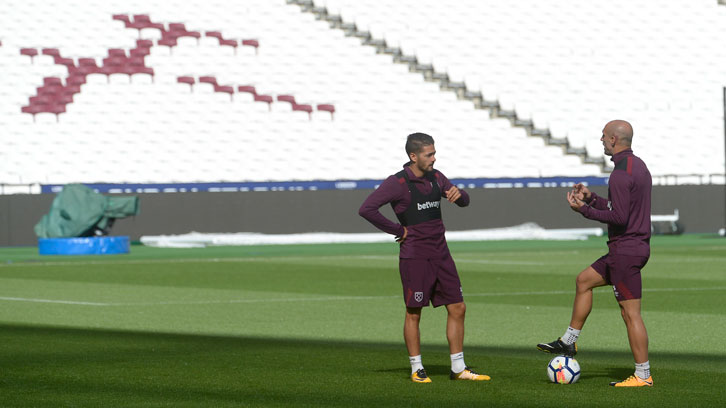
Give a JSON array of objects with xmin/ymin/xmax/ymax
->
[{"xmin": 396, "ymin": 226, "xmax": 408, "ymax": 243}]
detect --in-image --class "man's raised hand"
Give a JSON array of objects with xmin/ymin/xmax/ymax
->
[
  {"xmin": 445, "ymin": 186, "xmax": 461, "ymax": 203},
  {"xmin": 567, "ymin": 190, "xmax": 585, "ymax": 211},
  {"xmin": 573, "ymin": 183, "xmax": 591, "ymax": 201}
]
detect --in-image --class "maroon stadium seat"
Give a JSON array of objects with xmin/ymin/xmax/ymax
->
[
  {"xmin": 72, "ymin": 59, "xmax": 101, "ymax": 75},
  {"xmin": 20, "ymin": 48, "xmax": 38, "ymax": 62},
  {"xmin": 214, "ymin": 84, "xmax": 234, "ymax": 100},
  {"xmin": 41, "ymin": 48, "xmax": 60, "ymax": 58},
  {"xmin": 21, "ymin": 104, "xmax": 44, "ymax": 121},
  {"xmin": 53, "ymin": 56, "xmax": 75, "ymax": 69},
  {"xmin": 277, "ymin": 95, "xmax": 296, "ymax": 104},
  {"xmin": 293, "ymin": 103, "xmax": 313, "ymax": 119},
  {"xmin": 206, "ymin": 31, "xmax": 239, "ymax": 51},
  {"xmin": 63, "ymin": 85, "xmax": 81, "ymax": 95},
  {"xmin": 136, "ymin": 39, "xmax": 154, "ymax": 49},
  {"xmin": 54, "ymin": 93, "xmax": 74, "ymax": 105},
  {"xmin": 126, "ymin": 65, "xmax": 155, "ymax": 82},
  {"xmin": 130, "ymin": 48, "xmax": 151, "ymax": 58},
  {"xmin": 157, "ymin": 37, "xmax": 178, "ymax": 48},
  {"xmin": 67, "ymin": 74, "xmax": 86, "ymax": 86},
  {"xmin": 130, "ymin": 14, "xmax": 164, "ymax": 31},
  {"xmin": 29, "ymin": 95, "xmax": 52, "ymax": 106},
  {"xmin": 317, "ymin": 104, "xmax": 336, "ymax": 119},
  {"xmin": 205, "ymin": 31, "xmax": 222, "ymax": 40},
  {"xmin": 46, "ymin": 103, "xmax": 67, "ymax": 120},
  {"xmin": 238, "ymin": 85, "xmax": 257, "ymax": 95},
  {"xmin": 242, "ymin": 39, "xmax": 259, "ymax": 54},
  {"xmin": 108, "ymin": 49, "xmax": 127, "ymax": 58},
  {"xmin": 43, "ymin": 77, "xmax": 63, "ymax": 87},
  {"xmin": 37, "ymin": 85, "xmax": 63, "ymax": 96},
  {"xmin": 112, "ymin": 14, "xmax": 131, "ymax": 27},
  {"xmin": 178, "ymin": 76, "xmax": 195, "ymax": 91},
  {"xmin": 254, "ymin": 94, "xmax": 273, "ymax": 110},
  {"xmin": 199, "ymin": 76, "xmax": 217, "ymax": 85},
  {"xmin": 168, "ymin": 23, "xmax": 186, "ymax": 32}
]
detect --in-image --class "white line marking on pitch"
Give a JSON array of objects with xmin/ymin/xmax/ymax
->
[
  {"xmin": 1, "ymin": 287, "xmax": 725, "ymax": 307},
  {"xmin": 0, "ymin": 296, "xmax": 109, "ymax": 306},
  {"xmin": 457, "ymin": 259, "xmax": 545, "ymax": 266},
  {"xmin": 0, "ymin": 256, "xmax": 372, "ymax": 268},
  {"xmin": 0, "ymin": 255, "xmax": 547, "ymax": 268}
]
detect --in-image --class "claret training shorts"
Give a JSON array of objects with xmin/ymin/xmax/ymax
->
[
  {"xmin": 399, "ymin": 254, "xmax": 463, "ymax": 308},
  {"xmin": 591, "ymin": 253, "xmax": 649, "ymax": 301}
]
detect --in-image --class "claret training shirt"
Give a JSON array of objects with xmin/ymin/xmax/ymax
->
[
  {"xmin": 358, "ymin": 165, "xmax": 469, "ymax": 259},
  {"xmin": 580, "ymin": 149, "xmax": 652, "ymax": 257}
]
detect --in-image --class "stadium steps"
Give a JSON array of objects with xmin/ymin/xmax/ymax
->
[{"xmin": 285, "ymin": 0, "xmax": 608, "ymax": 171}]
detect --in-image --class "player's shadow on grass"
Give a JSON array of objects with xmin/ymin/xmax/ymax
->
[
  {"xmin": 374, "ymin": 364, "xmax": 451, "ymax": 376},
  {"xmin": 580, "ymin": 367, "xmax": 632, "ymax": 380},
  {"xmin": 2, "ymin": 323, "xmax": 725, "ymax": 406}
]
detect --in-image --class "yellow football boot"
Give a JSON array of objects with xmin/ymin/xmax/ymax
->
[
  {"xmin": 411, "ymin": 368, "xmax": 432, "ymax": 383},
  {"xmin": 450, "ymin": 367, "xmax": 491, "ymax": 381},
  {"xmin": 609, "ymin": 375, "xmax": 653, "ymax": 387}
]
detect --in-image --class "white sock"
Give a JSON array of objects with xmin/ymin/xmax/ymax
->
[
  {"xmin": 409, "ymin": 355, "xmax": 423, "ymax": 374},
  {"xmin": 635, "ymin": 361, "xmax": 650, "ymax": 379},
  {"xmin": 450, "ymin": 352, "xmax": 466, "ymax": 373},
  {"xmin": 561, "ymin": 326, "xmax": 580, "ymax": 345}
]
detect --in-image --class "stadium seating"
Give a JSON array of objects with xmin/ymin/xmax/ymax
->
[
  {"xmin": 0, "ymin": 0, "xmax": 724, "ymax": 185},
  {"xmin": 317, "ymin": 0, "xmax": 726, "ymax": 176}
]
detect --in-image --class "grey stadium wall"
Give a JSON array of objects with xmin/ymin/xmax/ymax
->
[{"xmin": 0, "ymin": 185, "xmax": 721, "ymax": 247}]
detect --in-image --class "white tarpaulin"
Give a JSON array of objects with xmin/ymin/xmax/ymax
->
[{"xmin": 140, "ymin": 223, "xmax": 603, "ymax": 248}]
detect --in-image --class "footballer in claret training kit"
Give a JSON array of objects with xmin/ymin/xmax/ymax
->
[
  {"xmin": 359, "ymin": 132, "xmax": 490, "ymax": 383},
  {"xmin": 537, "ymin": 120, "xmax": 654, "ymax": 387}
]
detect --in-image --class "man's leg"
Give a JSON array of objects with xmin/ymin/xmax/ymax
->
[
  {"xmin": 404, "ymin": 307, "xmax": 422, "ymax": 357},
  {"xmin": 618, "ymin": 299, "xmax": 649, "ymax": 363},
  {"xmin": 538, "ymin": 266, "xmax": 607, "ymax": 355},
  {"xmin": 445, "ymin": 302, "xmax": 465, "ymax": 354},
  {"xmin": 444, "ymin": 301, "xmax": 490, "ymax": 381},
  {"xmin": 609, "ymin": 298, "xmax": 653, "ymax": 386},
  {"xmin": 405, "ymin": 307, "xmax": 432, "ymax": 383},
  {"xmin": 569, "ymin": 266, "xmax": 608, "ymax": 329}
]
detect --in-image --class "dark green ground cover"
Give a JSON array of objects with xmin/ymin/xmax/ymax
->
[{"xmin": 1, "ymin": 235, "xmax": 724, "ymax": 407}]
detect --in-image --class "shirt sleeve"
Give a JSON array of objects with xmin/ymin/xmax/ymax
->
[
  {"xmin": 586, "ymin": 191, "xmax": 610, "ymax": 211},
  {"xmin": 436, "ymin": 171, "xmax": 470, "ymax": 207},
  {"xmin": 358, "ymin": 175, "xmax": 407, "ymax": 236},
  {"xmin": 579, "ymin": 171, "xmax": 630, "ymax": 226}
]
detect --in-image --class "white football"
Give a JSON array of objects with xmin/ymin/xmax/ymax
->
[{"xmin": 547, "ymin": 355, "xmax": 581, "ymax": 384}]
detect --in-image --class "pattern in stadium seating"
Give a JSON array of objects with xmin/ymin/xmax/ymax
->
[
  {"xmin": 1, "ymin": 0, "xmax": 722, "ymax": 185},
  {"xmin": 19, "ymin": 14, "xmax": 334, "ymax": 122}
]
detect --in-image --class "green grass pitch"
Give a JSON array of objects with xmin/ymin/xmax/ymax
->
[{"xmin": 1, "ymin": 235, "xmax": 725, "ymax": 407}]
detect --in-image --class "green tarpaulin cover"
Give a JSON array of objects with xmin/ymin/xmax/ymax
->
[{"xmin": 34, "ymin": 184, "xmax": 140, "ymax": 238}]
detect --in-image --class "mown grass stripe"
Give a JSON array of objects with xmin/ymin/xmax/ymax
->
[{"xmin": 3, "ymin": 286, "xmax": 724, "ymax": 307}]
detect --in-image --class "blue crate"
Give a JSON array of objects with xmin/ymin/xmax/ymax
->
[{"xmin": 38, "ymin": 236, "xmax": 130, "ymax": 255}]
